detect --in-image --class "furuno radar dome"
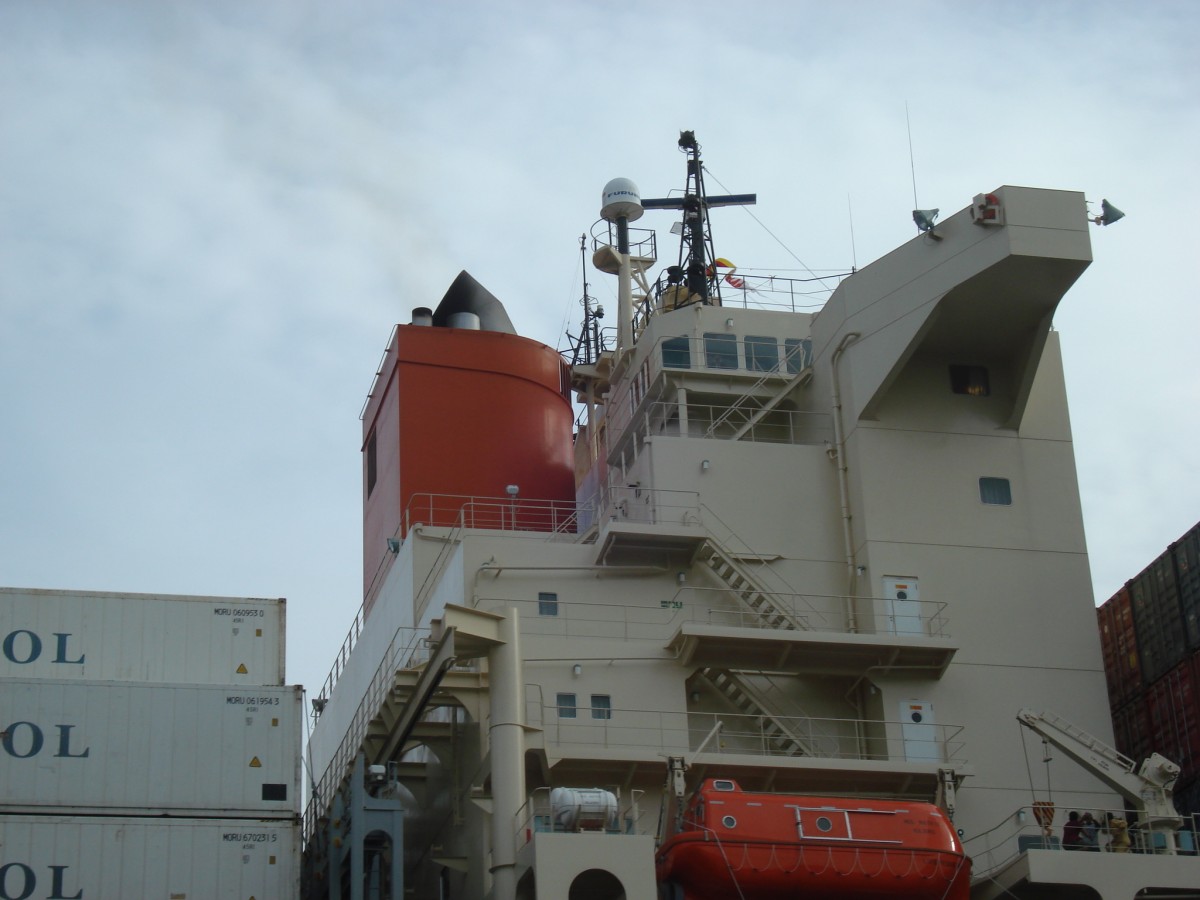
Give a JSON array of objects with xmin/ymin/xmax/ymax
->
[{"xmin": 600, "ymin": 178, "xmax": 643, "ymax": 222}]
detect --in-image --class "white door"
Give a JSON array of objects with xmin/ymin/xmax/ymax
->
[
  {"xmin": 900, "ymin": 699, "xmax": 939, "ymax": 761},
  {"xmin": 882, "ymin": 576, "xmax": 923, "ymax": 635}
]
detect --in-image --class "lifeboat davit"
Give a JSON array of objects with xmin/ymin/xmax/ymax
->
[{"xmin": 656, "ymin": 779, "xmax": 971, "ymax": 900}]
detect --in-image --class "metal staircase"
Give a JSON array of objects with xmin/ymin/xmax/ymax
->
[
  {"xmin": 698, "ymin": 539, "xmax": 811, "ymax": 631},
  {"xmin": 700, "ymin": 668, "xmax": 820, "ymax": 757},
  {"xmin": 704, "ymin": 363, "xmax": 813, "ymax": 440}
]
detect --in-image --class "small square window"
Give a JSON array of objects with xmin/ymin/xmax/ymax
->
[
  {"xmin": 979, "ymin": 477, "xmax": 1012, "ymax": 505},
  {"xmin": 538, "ymin": 592, "xmax": 558, "ymax": 616},
  {"xmin": 744, "ymin": 336, "xmax": 779, "ymax": 372},
  {"xmin": 950, "ymin": 365, "xmax": 990, "ymax": 396},
  {"xmin": 662, "ymin": 336, "xmax": 691, "ymax": 369},
  {"xmin": 703, "ymin": 333, "xmax": 738, "ymax": 369},
  {"xmin": 556, "ymin": 693, "xmax": 577, "ymax": 718},
  {"xmin": 590, "ymin": 695, "xmax": 612, "ymax": 720}
]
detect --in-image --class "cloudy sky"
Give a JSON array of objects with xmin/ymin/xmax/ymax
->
[{"xmin": 2, "ymin": 1, "xmax": 1197, "ymax": 700}]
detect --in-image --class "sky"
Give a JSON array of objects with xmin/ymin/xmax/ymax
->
[{"xmin": 2, "ymin": 0, "xmax": 1198, "ymax": 702}]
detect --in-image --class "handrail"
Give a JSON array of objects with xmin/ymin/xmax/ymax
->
[
  {"xmin": 404, "ymin": 492, "xmax": 584, "ymax": 536},
  {"xmin": 534, "ymin": 703, "xmax": 967, "ymax": 765},
  {"xmin": 304, "ymin": 624, "xmax": 431, "ymax": 842},
  {"xmin": 314, "ymin": 604, "xmax": 367, "ymax": 708},
  {"xmin": 964, "ymin": 805, "xmax": 1200, "ymax": 878},
  {"xmin": 479, "ymin": 589, "xmax": 951, "ymax": 640},
  {"xmin": 359, "ymin": 323, "xmax": 399, "ymax": 421}
]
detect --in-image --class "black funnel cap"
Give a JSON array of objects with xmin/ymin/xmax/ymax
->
[{"xmin": 432, "ymin": 271, "xmax": 517, "ymax": 335}]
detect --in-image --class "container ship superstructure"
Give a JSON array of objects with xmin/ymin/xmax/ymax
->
[{"xmin": 301, "ymin": 133, "xmax": 1200, "ymax": 900}]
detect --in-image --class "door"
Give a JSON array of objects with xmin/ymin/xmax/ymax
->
[
  {"xmin": 882, "ymin": 576, "xmax": 923, "ymax": 635},
  {"xmin": 900, "ymin": 699, "xmax": 940, "ymax": 761}
]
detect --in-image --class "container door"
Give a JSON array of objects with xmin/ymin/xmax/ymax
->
[
  {"xmin": 901, "ymin": 699, "xmax": 939, "ymax": 761},
  {"xmin": 882, "ymin": 576, "xmax": 922, "ymax": 635}
]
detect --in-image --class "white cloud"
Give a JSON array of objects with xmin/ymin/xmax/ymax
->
[{"xmin": 1, "ymin": 0, "xmax": 1197, "ymax": 697}]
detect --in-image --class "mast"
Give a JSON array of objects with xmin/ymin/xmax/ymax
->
[{"xmin": 642, "ymin": 130, "xmax": 756, "ymax": 306}]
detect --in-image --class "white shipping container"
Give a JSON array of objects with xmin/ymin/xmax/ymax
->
[
  {"xmin": 0, "ymin": 814, "xmax": 298, "ymax": 900},
  {"xmin": 1, "ymin": 680, "xmax": 301, "ymax": 817},
  {"xmin": 0, "ymin": 587, "xmax": 285, "ymax": 685}
]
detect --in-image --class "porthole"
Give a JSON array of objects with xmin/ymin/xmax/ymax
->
[
  {"xmin": 911, "ymin": 712, "xmax": 923, "ymax": 723},
  {"xmin": 722, "ymin": 815, "xmax": 737, "ymax": 829},
  {"xmin": 815, "ymin": 816, "xmax": 833, "ymax": 833}
]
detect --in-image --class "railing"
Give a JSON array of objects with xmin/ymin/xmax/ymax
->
[
  {"xmin": 604, "ymin": 331, "xmax": 826, "ymax": 445},
  {"xmin": 479, "ymin": 589, "xmax": 951, "ymax": 641},
  {"xmin": 609, "ymin": 399, "xmax": 833, "ymax": 468},
  {"xmin": 965, "ymin": 805, "xmax": 1200, "ymax": 878},
  {"xmin": 314, "ymin": 604, "xmax": 367, "ymax": 709},
  {"xmin": 526, "ymin": 702, "xmax": 966, "ymax": 765},
  {"xmin": 404, "ymin": 492, "xmax": 585, "ymax": 537},
  {"xmin": 638, "ymin": 271, "xmax": 847, "ymax": 321},
  {"xmin": 304, "ymin": 625, "xmax": 432, "ymax": 843},
  {"xmin": 601, "ymin": 484, "xmax": 702, "ymax": 528},
  {"xmin": 359, "ymin": 324, "xmax": 399, "ymax": 421}
]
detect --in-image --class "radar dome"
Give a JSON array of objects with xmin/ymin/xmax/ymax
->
[{"xmin": 600, "ymin": 178, "xmax": 643, "ymax": 222}]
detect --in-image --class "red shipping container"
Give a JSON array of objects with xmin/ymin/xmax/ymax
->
[
  {"xmin": 1099, "ymin": 587, "xmax": 1142, "ymax": 709},
  {"xmin": 1111, "ymin": 698, "xmax": 1151, "ymax": 764},
  {"xmin": 1144, "ymin": 654, "xmax": 1200, "ymax": 779}
]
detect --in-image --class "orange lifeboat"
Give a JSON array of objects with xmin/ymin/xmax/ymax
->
[{"xmin": 656, "ymin": 779, "xmax": 970, "ymax": 900}]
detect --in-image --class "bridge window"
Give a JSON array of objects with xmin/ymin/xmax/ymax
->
[
  {"xmin": 557, "ymin": 693, "xmax": 577, "ymax": 718},
  {"xmin": 704, "ymin": 333, "xmax": 738, "ymax": 369},
  {"xmin": 745, "ymin": 335, "xmax": 779, "ymax": 372},
  {"xmin": 784, "ymin": 338, "xmax": 812, "ymax": 373},
  {"xmin": 663, "ymin": 336, "xmax": 691, "ymax": 369}
]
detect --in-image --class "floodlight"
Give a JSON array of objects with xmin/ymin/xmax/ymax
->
[
  {"xmin": 1096, "ymin": 199, "xmax": 1125, "ymax": 226},
  {"xmin": 913, "ymin": 208, "xmax": 940, "ymax": 233}
]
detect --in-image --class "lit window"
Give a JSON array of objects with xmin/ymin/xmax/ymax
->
[
  {"xmin": 663, "ymin": 336, "xmax": 691, "ymax": 369},
  {"xmin": 538, "ymin": 592, "xmax": 558, "ymax": 616},
  {"xmin": 704, "ymin": 333, "xmax": 738, "ymax": 369},
  {"xmin": 557, "ymin": 693, "xmax": 577, "ymax": 718},
  {"xmin": 950, "ymin": 365, "xmax": 990, "ymax": 396},
  {"xmin": 784, "ymin": 339, "xmax": 812, "ymax": 374},
  {"xmin": 590, "ymin": 695, "xmax": 612, "ymax": 720},
  {"xmin": 744, "ymin": 336, "xmax": 779, "ymax": 372},
  {"xmin": 979, "ymin": 477, "xmax": 1012, "ymax": 506}
]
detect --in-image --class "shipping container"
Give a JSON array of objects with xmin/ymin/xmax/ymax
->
[
  {"xmin": 1098, "ymin": 585, "xmax": 1141, "ymax": 709},
  {"xmin": 1174, "ymin": 525, "xmax": 1200, "ymax": 652},
  {"xmin": 1145, "ymin": 653, "xmax": 1200, "ymax": 775},
  {"xmin": 0, "ymin": 587, "xmax": 285, "ymax": 685},
  {"xmin": 0, "ymin": 814, "xmax": 298, "ymax": 899},
  {"xmin": 1130, "ymin": 563, "xmax": 1188, "ymax": 686},
  {"xmin": 1173, "ymin": 771, "xmax": 1200, "ymax": 818},
  {"xmin": 0, "ymin": 680, "xmax": 300, "ymax": 817},
  {"xmin": 1110, "ymin": 696, "xmax": 1151, "ymax": 765}
]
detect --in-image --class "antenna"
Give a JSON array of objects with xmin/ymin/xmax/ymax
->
[
  {"xmin": 565, "ymin": 233, "xmax": 606, "ymax": 366},
  {"xmin": 847, "ymin": 194, "xmax": 858, "ymax": 271},
  {"xmin": 641, "ymin": 131, "xmax": 756, "ymax": 307},
  {"xmin": 906, "ymin": 101, "xmax": 919, "ymax": 213},
  {"xmin": 905, "ymin": 103, "xmax": 941, "ymax": 239}
]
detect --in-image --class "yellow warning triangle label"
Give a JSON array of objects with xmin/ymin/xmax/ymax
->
[
  {"xmin": 236, "ymin": 663, "xmax": 249, "ymax": 674},
  {"xmin": 249, "ymin": 756, "xmax": 262, "ymax": 768}
]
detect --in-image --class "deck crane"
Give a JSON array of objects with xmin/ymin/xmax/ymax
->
[{"xmin": 1016, "ymin": 709, "xmax": 1184, "ymax": 854}]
